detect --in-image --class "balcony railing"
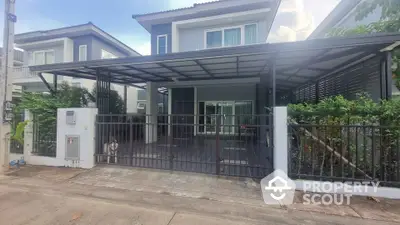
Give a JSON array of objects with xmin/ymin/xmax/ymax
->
[{"xmin": 12, "ymin": 66, "xmax": 38, "ymax": 79}]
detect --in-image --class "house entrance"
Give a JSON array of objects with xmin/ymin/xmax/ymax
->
[{"xmin": 204, "ymin": 101, "xmax": 234, "ymax": 134}]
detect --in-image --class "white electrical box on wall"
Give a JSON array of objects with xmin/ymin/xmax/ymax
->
[{"xmin": 66, "ymin": 111, "xmax": 76, "ymax": 125}]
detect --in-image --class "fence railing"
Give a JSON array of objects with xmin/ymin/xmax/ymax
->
[
  {"xmin": 32, "ymin": 114, "xmax": 57, "ymax": 157},
  {"xmin": 95, "ymin": 114, "xmax": 274, "ymax": 178},
  {"xmin": 12, "ymin": 66, "xmax": 38, "ymax": 79},
  {"xmin": 289, "ymin": 123, "xmax": 400, "ymax": 188}
]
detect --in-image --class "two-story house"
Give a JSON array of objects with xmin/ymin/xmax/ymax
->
[
  {"xmin": 133, "ymin": 0, "xmax": 279, "ymax": 134},
  {"xmin": 12, "ymin": 22, "xmax": 141, "ymax": 112}
]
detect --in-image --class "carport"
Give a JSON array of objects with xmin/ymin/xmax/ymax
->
[{"xmin": 29, "ymin": 33, "xmax": 400, "ymax": 178}]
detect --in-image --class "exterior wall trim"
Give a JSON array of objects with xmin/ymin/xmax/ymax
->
[{"xmin": 16, "ymin": 37, "xmax": 69, "ymax": 48}]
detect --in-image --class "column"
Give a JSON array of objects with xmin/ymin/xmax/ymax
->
[
  {"xmin": 273, "ymin": 107, "xmax": 288, "ymax": 174},
  {"xmin": 146, "ymin": 82, "xmax": 158, "ymax": 143}
]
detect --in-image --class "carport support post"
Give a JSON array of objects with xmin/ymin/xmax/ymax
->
[
  {"xmin": 53, "ymin": 74, "xmax": 58, "ymax": 92},
  {"xmin": 385, "ymin": 51, "xmax": 393, "ymax": 99},
  {"xmin": 146, "ymin": 82, "xmax": 158, "ymax": 144},
  {"xmin": 123, "ymin": 85, "xmax": 127, "ymax": 113}
]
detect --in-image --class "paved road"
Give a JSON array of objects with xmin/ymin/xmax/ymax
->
[
  {"xmin": 0, "ymin": 184, "xmax": 397, "ymax": 225},
  {"xmin": 1, "ymin": 165, "xmax": 399, "ymax": 225},
  {"xmin": 0, "ymin": 185, "xmax": 260, "ymax": 225}
]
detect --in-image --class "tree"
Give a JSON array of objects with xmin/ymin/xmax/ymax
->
[
  {"xmin": 327, "ymin": 0, "xmax": 400, "ymax": 86},
  {"xmin": 90, "ymin": 87, "xmax": 125, "ymax": 115},
  {"xmin": 13, "ymin": 82, "xmax": 126, "ymax": 146}
]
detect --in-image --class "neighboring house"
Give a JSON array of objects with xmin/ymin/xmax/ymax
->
[
  {"xmin": 308, "ymin": 0, "xmax": 399, "ymax": 98},
  {"xmin": 133, "ymin": 0, "xmax": 279, "ymax": 130},
  {"xmin": 12, "ymin": 22, "xmax": 141, "ymax": 112},
  {"xmin": 0, "ymin": 47, "xmax": 24, "ymax": 98},
  {"xmin": 308, "ymin": 0, "xmax": 369, "ymax": 39}
]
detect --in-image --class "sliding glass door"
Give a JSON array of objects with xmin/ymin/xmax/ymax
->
[
  {"xmin": 199, "ymin": 101, "xmax": 253, "ymax": 135},
  {"xmin": 204, "ymin": 101, "xmax": 234, "ymax": 134}
]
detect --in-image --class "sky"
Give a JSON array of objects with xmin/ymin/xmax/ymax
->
[{"xmin": 0, "ymin": 0, "xmax": 341, "ymax": 55}]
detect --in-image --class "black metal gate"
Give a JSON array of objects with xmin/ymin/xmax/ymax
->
[{"xmin": 95, "ymin": 113, "xmax": 273, "ymax": 178}]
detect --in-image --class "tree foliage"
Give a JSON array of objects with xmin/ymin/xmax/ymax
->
[
  {"xmin": 289, "ymin": 94, "xmax": 400, "ymax": 125},
  {"xmin": 90, "ymin": 87, "xmax": 125, "ymax": 115},
  {"xmin": 13, "ymin": 82, "xmax": 126, "ymax": 146},
  {"xmin": 354, "ymin": 0, "xmax": 400, "ymax": 21}
]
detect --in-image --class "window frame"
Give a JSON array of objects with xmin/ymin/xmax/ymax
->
[
  {"xmin": 78, "ymin": 45, "xmax": 87, "ymax": 61},
  {"xmin": 157, "ymin": 34, "xmax": 168, "ymax": 55},
  {"xmin": 204, "ymin": 23, "xmax": 258, "ymax": 49},
  {"xmin": 32, "ymin": 49, "xmax": 55, "ymax": 65}
]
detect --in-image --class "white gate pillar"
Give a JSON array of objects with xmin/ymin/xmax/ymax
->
[
  {"xmin": 273, "ymin": 107, "xmax": 288, "ymax": 174},
  {"xmin": 146, "ymin": 82, "xmax": 158, "ymax": 143}
]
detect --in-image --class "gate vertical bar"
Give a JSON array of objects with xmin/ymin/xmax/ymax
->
[
  {"xmin": 270, "ymin": 60, "xmax": 276, "ymax": 169},
  {"xmin": 216, "ymin": 115, "xmax": 221, "ymax": 175}
]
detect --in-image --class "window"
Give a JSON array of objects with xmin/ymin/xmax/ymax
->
[
  {"xmin": 78, "ymin": 45, "xmax": 87, "ymax": 61},
  {"xmin": 206, "ymin": 31, "xmax": 222, "ymax": 48},
  {"xmin": 224, "ymin": 28, "xmax": 241, "ymax": 47},
  {"xmin": 33, "ymin": 50, "xmax": 55, "ymax": 65},
  {"xmin": 205, "ymin": 24, "xmax": 257, "ymax": 49},
  {"xmin": 245, "ymin": 24, "xmax": 257, "ymax": 44},
  {"xmin": 101, "ymin": 49, "xmax": 117, "ymax": 59},
  {"xmin": 157, "ymin": 35, "xmax": 168, "ymax": 54}
]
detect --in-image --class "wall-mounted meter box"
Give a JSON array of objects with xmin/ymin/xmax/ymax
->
[{"xmin": 66, "ymin": 111, "xmax": 76, "ymax": 125}]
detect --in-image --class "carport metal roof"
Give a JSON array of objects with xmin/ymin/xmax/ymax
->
[{"xmin": 29, "ymin": 33, "xmax": 400, "ymax": 92}]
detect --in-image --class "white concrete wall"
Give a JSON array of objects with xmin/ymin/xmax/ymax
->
[
  {"xmin": 56, "ymin": 108, "xmax": 97, "ymax": 168},
  {"xmin": 20, "ymin": 108, "xmax": 97, "ymax": 169}
]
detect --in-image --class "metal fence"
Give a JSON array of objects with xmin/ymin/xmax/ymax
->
[
  {"xmin": 289, "ymin": 123, "xmax": 400, "ymax": 188},
  {"xmin": 95, "ymin": 114, "xmax": 274, "ymax": 178},
  {"xmin": 279, "ymin": 55, "xmax": 383, "ymax": 105},
  {"xmin": 32, "ymin": 114, "xmax": 57, "ymax": 157}
]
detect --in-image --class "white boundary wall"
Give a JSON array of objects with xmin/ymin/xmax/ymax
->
[
  {"xmin": 273, "ymin": 106, "xmax": 400, "ymax": 199},
  {"xmin": 11, "ymin": 108, "xmax": 97, "ymax": 169}
]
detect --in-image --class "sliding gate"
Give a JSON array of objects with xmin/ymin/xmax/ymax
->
[{"xmin": 95, "ymin": 114, "xmax": 273, "ymax": 178}]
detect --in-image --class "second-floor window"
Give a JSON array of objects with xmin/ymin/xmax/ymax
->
[
  {"xmin": 79, "ymin": 45, "xmax": 87, "ymax": 61},
  {"xmin": 157, "ymin": 35, "xmax": 168, "ymax": 54},
  {"xmin": 33, "ymin": 50, "xmax": 55, "ymax": 65},
  {"xmin": 205, "ymin": 24, "xmax": 257, "ymax": 49}
]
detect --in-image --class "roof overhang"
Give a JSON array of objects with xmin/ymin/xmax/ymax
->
[
  {"xmin": 133, "ymin": 0, "xmax": 279, "ymax": 33},
  {"xmin": 29, "ymin": 32, "xmax": 400, "ymax": 92}
]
